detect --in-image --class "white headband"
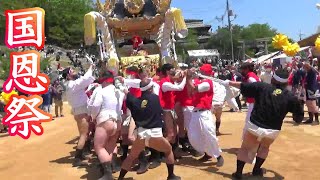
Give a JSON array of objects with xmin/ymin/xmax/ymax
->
[
  {"xmin": 273, "ymin": 74, "xmax": 288, "ymax": 83},
  {"xmin": 140, "ymin": 81, "xmax": 153, "ymax": 91}
]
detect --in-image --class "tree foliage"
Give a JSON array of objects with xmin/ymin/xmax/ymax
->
[
  {"xmin": 0, "ymin": 0, "xmax": 94, "ymax": 48},
  {"xmin": 0, "ymin": 46, "xmax": 51, "ymax": 80},
  {"xmin": 207, "ymin": 23, "xmax": 278, "ymax": 59},
  {"xmin": 176, "ymin": 29, "xmax": 199, "ymax": 60}
]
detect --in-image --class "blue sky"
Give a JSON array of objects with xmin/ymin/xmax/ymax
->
[{"xmin": 101, "ymin": 0, "xmax": 320, "ymax": 41}]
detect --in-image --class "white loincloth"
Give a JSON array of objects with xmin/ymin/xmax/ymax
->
[
  {"xmin": 188, "ymin": 110, "xmax": 222, "ymax": 158},
  {"xmin": 134, "ymin": 127, "xmax": 163, "ymax": 147}
]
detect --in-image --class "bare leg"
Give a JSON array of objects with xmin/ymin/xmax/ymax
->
[
  {"xmin": 175, "ymin": 103, "xmax": 186, "ymax": 139},
  {"xmin": 119, "ymin": 138, "xmax": 146, "ymax": 180},
  {"xmin": 149, "ymin": 137, "xmax": 174, "ymax": 164},
  {"xmin": 73, "ymin": 114, "xmax": 89, "ymax": 166},
  {"xmin": 94, "ymin": 120, "xmax": 118, "ymax": 180},
  {"xmin": 214, "ymin": 106, "xmax": 222, "ymax": 135},
  {"xmin": 252, "ymin": 137, "xmax": 275, "ymax": 176},
  {"xmin": 94, "ymin": 120, "xmax": 118, "ymax": 162},
  {"xmin": 233, "ymin": 131, "xmax": 260, "ymax": 179},
  {"xmin": 149, "ymin": 137, "xmax": 180, "ymax": 180},
  {"xmin": 163, "ymin": 111, "xmax": 176, "ymax": 143}
]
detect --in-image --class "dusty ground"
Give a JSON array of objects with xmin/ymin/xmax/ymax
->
[{"xmin": 0, "ymin": 103, "xmax": 320, "ymax": 180}]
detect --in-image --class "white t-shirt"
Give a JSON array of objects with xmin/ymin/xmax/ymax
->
[
  {"xmin": 65, "ymin": 68, "xmax": 95, "ymax": 109},
  {"xmin": 90, "ymin": 85, "xmax": 125, "ymax": 124},
  {"xmin": 213, "ymin": 81, "xmax": 226, "ymax": 103},
  {"xmin": 260, "ymin": 71, "xmax": 273, "ymax": 84}
]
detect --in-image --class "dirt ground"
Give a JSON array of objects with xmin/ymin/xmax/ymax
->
[{"xmin": 0, "ymin": 103, "xmax": 320, "ymax": 180}]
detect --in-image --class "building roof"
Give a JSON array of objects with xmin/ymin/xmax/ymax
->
[
  {"xmin": 187, "ymin": 24, "xmax": 211, "ymax": 29},
  {"xmin": 298, "ymin": 33, "xmax": 320, "ymax": 47},
  {"xmin": 185, "ymin": 19, "xmax": 204, "ymax": 23},
  {"xmin": 185, "ymin": 19, "xmax": 211, "ymax": 30}
]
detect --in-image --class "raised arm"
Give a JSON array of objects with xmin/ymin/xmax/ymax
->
[
  {"xmin": 124, "ymin": 78, "xmax": 141, "ymax": 88},
  {"xmin": 72, "ymin": 65, "xmax": 95, "ymax": 91},
  {"xmin": 162, "ymin": 77, "xmax": 186, "ymax": 92}
]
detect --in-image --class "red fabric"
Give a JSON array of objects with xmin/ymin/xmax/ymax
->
[
  {"xmin": 317, "ymin": 74, "xmax": 320, "ymax": 82},
  {"xmin": 288, "ymin": 72, "xmax": 294, "ymax": 85},
  {"xmin": 159, "ymin": 76, "xmax": 175, "ymax": 109},
  {"xmin": 199, "ymin": 64, "xmax": 213, "ymax": 76},
  {"xmin": 243, "ymin": 72, "xmax": 260, "ymax": 103},
  {"xmin": 153, "ymin": 77, "xmax": 160, "ymax": 84},
  {"xmin": 86, "ymin": 91, "xmax": 93, "ymax": 98},
  {"xmin": 99, "ymin": 77, "xmax": 114, "ymax": 84},
  {"xmin": 129, "ymin": 87, "xmax": 141, "ymax": 98},
  {"xmin": 231, "ymin": 74, "xmax": 235, "ymax": 81},
  {"xmin": 193, "ymin": 79, "xmax": 214, "ymax": 110},
  {"xmin": 126, "ymin": 70, "xmax": 139, "ymax": 77},
  {"xmin": 132, "ymin": 36, "xmax": 143, "ymax": 49},
  {"xmin": 176, "ymin": 79, "xmax": 200, "ymax": 107},
  {"xmin": 122, "ymin": 100, "xmax": 127, "ymax": 114}
]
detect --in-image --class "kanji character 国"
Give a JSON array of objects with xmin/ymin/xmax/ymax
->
[
  {"xmin": 5, "ymin": 7, "xmax": 45, "ymax": 50},
  {"xmin": 2, "ymin": 95, "xmax": 52, "ymax": 139},
  {"xmin": 3, "ymin": 50, "xmax": 50, "ymax": 94}
]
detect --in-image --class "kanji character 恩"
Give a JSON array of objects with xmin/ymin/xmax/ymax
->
[
  {"xmin": 2, "ymin": 95, "xmax": 52, "ymax": 139},
  {"xmin": 3, "ymin": 50, "xmax": 50, "ymax": 94},
  {"xmin": 5, "ymin": 7, "xmax": 45, "ymax": 50}
]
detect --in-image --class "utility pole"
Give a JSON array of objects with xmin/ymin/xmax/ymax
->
[
  {"xmin": 298, "ymin": 30, "xmax": 305, "ymax": 40},
  {"xmin": 227, "ymin": 0, "xmax": 234, "ymax": 62}
]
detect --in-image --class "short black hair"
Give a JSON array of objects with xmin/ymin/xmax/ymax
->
[
  {"xmin": 140, "ymin": 79, "xmax": 151, "ymax": 88},
  {"xmin": 100, "ymin": 70, "xmax": 114, "ymax": 79},
  {"xmin": 240, "ymin": 62, "xmax": 254, "ymax": 72},
  {"xmin": 274, "ymin": 69, "xmax": 289, "ymax": 80},
  {"xmin": 126, "ymin": 66, "xmax": 139, "ymax": 73},
  {"xmin": 62, "ymin": 67, "xmax": 71, "ymax": 79},
  {"xmin": 156, "ymin": 67, "xmax": 161, "ymax": 73},
  {"xmin": 161, "ymin": 63, "xmax": 174, "ymax": 75}
]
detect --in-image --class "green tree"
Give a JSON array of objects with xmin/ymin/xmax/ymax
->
[
  {"xmin": 207, "ymin": 23, "xmax": 278, "ymax": 60},
  {"xmin": 0, "ymin": 46, "xmax": 52, "ymax": 80},
  {"xmin": 207, "ymin": 25, "xmax": 243, "ymax": 59},
  {"xmin": 0, "ymin": 0, "xmax": 94, "ymax": 48},
  {"xmin": 240, "ymin": 23, "xmax": 276, "ymax": 40},
  {"xmin": 176, "ymin": 29, "xmax": 199, "ymax": 60}
]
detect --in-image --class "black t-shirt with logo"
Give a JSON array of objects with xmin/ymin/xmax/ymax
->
[
  {"xmin": 126, "ymin": 92, "xmax": 163, "ymax": 129},
  {"xmin": 241, "ymin": 82, "xmax": 304, "ymax": 130}
]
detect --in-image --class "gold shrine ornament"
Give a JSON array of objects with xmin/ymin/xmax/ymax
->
[
  {"xmin": 152, "ymin": 0, "xmax": 172, "ymax": 13},
  {"xmin": 125, "ymin": 0, "xmax": 145, "ymax": 14},
  {"xmin": 315, "ymin": 36, "xmax": 320, "ymax": 52}
]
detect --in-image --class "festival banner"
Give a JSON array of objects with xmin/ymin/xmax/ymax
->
[{"xmin": 1, "ymin": 7, "xmax": 52, "ymax": 139}]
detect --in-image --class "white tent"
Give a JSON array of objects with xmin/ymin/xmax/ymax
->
[
  {"xmin": 272, "ymin": 46, "xmax": 310, "ymax": 60},
  {"xmin": 257, "ymin": 46, "xmax": 311, "ymax": 64},
  {"xmin": 256, "ymin": 51, "xmax": 280, "ymax": 64},
  {"xmin": 187, "ymin": 49, "xmax": 219, "ymax": 57}
]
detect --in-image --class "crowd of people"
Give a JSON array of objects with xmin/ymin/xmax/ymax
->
[
  {"xmin": 40, "ymin": 54, "xmax": 308, "ymax": 180},
  {"xmin": 1, "ymin": 49, "xmax": 317, "ymax": 179}
]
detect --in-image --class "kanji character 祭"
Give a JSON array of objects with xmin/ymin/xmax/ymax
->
[
  {"xmin": 3, "ymin": 50, "xmax": 50, "ymax": 94},
  {"xmin": 2, "ymin": 95, "xmax": 52, "ymax": 139},
  {"xmin": 5, "ymin": 7, "xmax": 45, "ymax": 50}
]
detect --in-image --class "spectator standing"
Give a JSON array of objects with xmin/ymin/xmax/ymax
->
[{"xmin": 52, "ymin": 80, "xmax": 64, "ymax": 118}]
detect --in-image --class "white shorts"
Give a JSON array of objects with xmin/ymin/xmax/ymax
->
[
  {"xmin": 134, "ymin": 127, "xmax": 163, "ymax": 147},
  {"xmin": 212, "ymin": 101, "xmax": 224, "ymax": 108},
  {"xmin": 96, "ymin": 110, "xmax": 120, "ymax": 125},
  {"xmin": 72, "ymin": 105, "xmax": 88, "ymax": 116},
  {"xmin": 247, "ymin": 121, "xmax": 280, "ymax": 142},
  {"xmin": 122, "ymin": 108, "xmax": 132, "ymax": 127}
]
